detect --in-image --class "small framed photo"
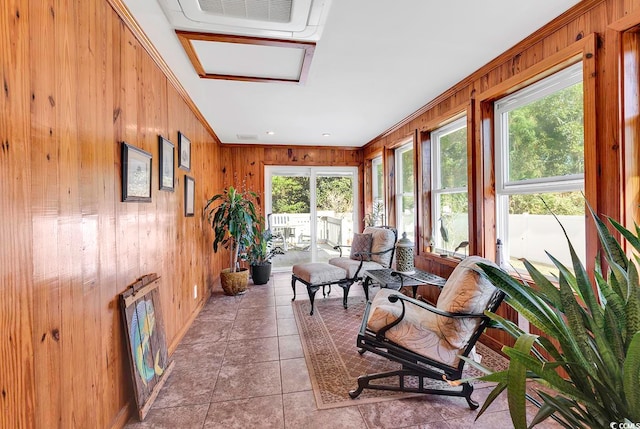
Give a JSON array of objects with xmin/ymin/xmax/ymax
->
[
  {"xmin": 158, "ymin": 136, "xmax": 174, "ymax": 191},
  {"xmin": 178, "ymin": 131, "xmax": 191, "ymax": 171},
  {"xmin": 121, "ymin": 142, "xmax": 152, "ymax": 203},
  {"xmin": 184, "ymin": 175, "xmax": 195, "ymax": 217}
]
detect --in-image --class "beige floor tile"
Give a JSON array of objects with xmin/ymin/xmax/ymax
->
[
  {"xmin": 276, "ymin": 304, "xmax": 295, "ymax": 319},
  {"xmin": 280, "ymin": 357, "xmax": 312, "ymax": 393},
  {"xmin": 278, "ymin": 335, "xmax": 303, "ymax": 359},
  {"xmin": 357, "ymin": 396, "xmax": 440, "ymax": 428},
  {"xmin": 223, "ymin": 336, "xmax": 280, "ymax": 365},
  {"xmin": 283, "ymin": 391, "xmax": 368, "ymax": 429},
  {"xmin": 180, "ymin": 318, "xmax": 233, "ymax": 345},
  {"xmin": 229, "ymin": 316, "xmax": 278, "ymax": 341},
  {"xmin": 212, "ymin": 361, "xmax": 282, "ymax": 402},
  {"xmin": 152, "ymin": 365, "xmax": 219, "ymax": 409},
  {"xmin": 237, "ymin": 305, "xmax": 277, "ymax": 320},
  {"xmin": 204, "ymin": 395, "xmax": 284, "ymax": 429},
  {"xmin": 277, "ymin": 317, "xmax": 299, "ymax": 336},
  {"xmin": 125, "ymin": 404, "xmax": 209, "ymax": 429}
]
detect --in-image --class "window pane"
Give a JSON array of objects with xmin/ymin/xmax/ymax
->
[
  {"xmin": 502, "ymin": 190, "xmax": 585, "ymax": 275},
  {"xmin": 375, "ymin": 161, "xmax": 384, "ymax": 199},
  {"xmin": 401, "ymin": 149, "xmax": 414, "ymax": 193},
  {"xmin": 434, "ymin": 192, "xmax": 468, "ymax": 253},
  {"xmin": 507, "ymin": 82, "xmax": 584, "ymax": 183},
  {"xmin": 400, "ymin": 195, "xmax": 415, "ymax": 241},
  {"xmin": 439, "ymin": 127, "xmax": 467, "ymax": 188}
]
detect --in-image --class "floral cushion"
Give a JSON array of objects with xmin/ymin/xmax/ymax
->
[
  {"xmin": 363, "ymin": 227, "xmax": 396, "ymax": 268},
  {"xmin": 328, "ymin": 257, "xmax": 383, "ymax": 278},
  {"xmin": 366, "ymin": 288, "xmax": 463, "ymax": 366},
  {"xmin": 436, "ymin": 256, "xmax": 499, "ymax": 349},
  {"xmin": 350, "ymin": 233, "xmax": 373, "ymax": 261}
]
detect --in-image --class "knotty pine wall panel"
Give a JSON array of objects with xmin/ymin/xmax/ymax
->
[{"xmin": 1, "ymin": 1, "xmax": 222, "ymax": 428}]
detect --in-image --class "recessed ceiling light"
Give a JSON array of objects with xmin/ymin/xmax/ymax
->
[
  {"xmin": 266, "ymin": 131, "xmax": 275, "ymax": 135},
  {"xmin": 322, "ymin": 133, "xmax": 331, "ymax": 137}
]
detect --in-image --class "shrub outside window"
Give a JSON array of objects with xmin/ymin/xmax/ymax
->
[
  {"xmin": 494, "ymin": 62, "xmax": 585, "ymax": 274},
  {"xmin": 431, "ymin": 117, "xmax": 468, "ymax": 256},
  {"xmin": 395, "ymin": 142, "xmax": 415, "ymax": 242},
  {"xmin": 370, "ymin": 156, "xmax": 385, "ymax": 225}
]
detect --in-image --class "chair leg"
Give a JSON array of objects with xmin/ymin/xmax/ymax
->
[
  {"xmin": 291, "ymin": 276, "xmax": 297, "ymax": 302},
  {"xmin": 306, "ymin": 285, "xmax": 320, "ymax": 316},
  {"xmin": 342, "ymin": 282, "xmax": 352, "ymax": 309},
  {"xmin": 462, "ymin": 382, "xmax": 478, "ymax": 409},
  {"xmin": 348, "ymin": 368, "xmax": 479, "ymax": 409}
]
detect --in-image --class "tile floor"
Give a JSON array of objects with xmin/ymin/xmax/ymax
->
[{"xmin": 124, "ymin": 271, "xmax": 561, "ymax": 429}]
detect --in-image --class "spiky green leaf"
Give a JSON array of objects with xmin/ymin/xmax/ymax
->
[{"xmin": 623, "ymin": 332, "xmax": 640, "ymax": 421}]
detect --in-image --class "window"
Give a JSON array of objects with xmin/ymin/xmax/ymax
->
[
  {"xmin": 431, "ymin": 117, "xmax": 468, "ymax": 256},
  {"xmin": 494, "ymin": 62, "xmax": 584, "ymax": 274},
  {"xmin": 395, "ymin": 142, "xmax": 415, "ymax": 241},
  {"xmin": 370, "ymin": 156, "xmax": 385, "ymax": 225}
]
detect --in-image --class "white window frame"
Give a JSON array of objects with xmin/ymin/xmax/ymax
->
[
  {"xmin": 431, "ymin": 116, "xmax": 468, "ymax": 253},
  {"xmin": 494, "ymin": 62, "xmax": 584, "ymax": 265},
  {"xmin": 371, "ymin": 155, "xmax": 383, "ymax": 206},
  {"xmin": 371, "ymin": 155, "xmax": 385, "ymax": 225},
  {"xmin": 395, "ymin": 141, "xmax": 415, "ymax": 240}
]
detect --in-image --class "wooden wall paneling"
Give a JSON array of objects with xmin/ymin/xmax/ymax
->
[
  {"xmin": 116, "ymin": 25, "xmax": 142, "ymax": 290},
  {"xmin": 114, "ymin": 22, "xmax": 144, "ymax": 421},
  {"xmin": 582, "ymin": 35, "xmax": 602, "ymax": 272},
  {"xmin": 29, "ymin": 0, "xmax": 62, "ymax": 427},
  {"xmin": 93, "ymin": 5, "xmax": 120, "ymax": 425},
  {"xmin": 622, "ymin": 30, "xmax": 640, "ymax": 229},
  {"xmin": 418, "ymin": 131, "xmax": 431, "ymax": 254},
  {"xmin": 109, "ymin": 16, "xmax": 132, "ymax": 418},
  {"xmin": 1, "ymin": 0, "xmax": 35, "ymax": 427},
  {"xmin": 76, "ymin": 0, "xmax": 116, "ymax": 426},
  {"xmin": 164, "ymin": 89, "xmax": 182, "ymax": 341},
  {"xmin": 53, "ymin": 0, "xmax": 88, "ymax": 426}
]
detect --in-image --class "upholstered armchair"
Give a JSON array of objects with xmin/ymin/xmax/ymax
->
[
  {"xmin": 348, "ymin": 256, "xmax": 505, "ymax": 409},
  {"xmin": 328, "ymin": 226, "xmax": 397, "ymax": 281}
]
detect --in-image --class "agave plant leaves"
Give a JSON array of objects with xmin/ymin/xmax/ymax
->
[{"xmin": 474, "ymin": 206, "xmax": 640, "ymax": 428}]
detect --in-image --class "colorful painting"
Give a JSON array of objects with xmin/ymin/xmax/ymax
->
[{"xmin": 120, "ymin": 273, "xmax": 174, "ymax": 420}]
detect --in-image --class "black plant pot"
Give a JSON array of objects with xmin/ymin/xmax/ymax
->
[{"xmin": 251, "ymin": 262, "xmax": 272, "ymax": 285}]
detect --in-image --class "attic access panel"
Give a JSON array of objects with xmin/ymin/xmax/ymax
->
[{"xmin": 176, "ymin": 31, "xmax": 316, "ymax": 84}]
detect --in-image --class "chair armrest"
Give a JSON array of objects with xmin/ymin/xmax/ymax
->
[
  {"xmin": 387, "ymin": 293, "xmax": 487, "ymax": 319},
  {"xmin": 332, "ymin": 244, "xmax": 351, "ymax": 257},
  {"xmin": 375, "ymin": 292, "xmax": 487, "ymax": 339}
]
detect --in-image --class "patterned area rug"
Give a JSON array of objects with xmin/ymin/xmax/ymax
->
[{"xmin": 292, "ymin": 296, "xmax": 509, "ymax": 410}]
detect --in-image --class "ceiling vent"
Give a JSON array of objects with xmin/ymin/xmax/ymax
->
[
  {"xmin": 159, "ymin": 0, "xmax": 332, "ymax": 40},
  {"xmin": 197, "ymin": 0, "xmax": 293, "ymax": 23}
]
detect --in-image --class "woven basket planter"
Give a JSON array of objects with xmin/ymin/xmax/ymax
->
[{"xmin": 220, "ymin": 268, "xmax": 249, "ymax": 295}]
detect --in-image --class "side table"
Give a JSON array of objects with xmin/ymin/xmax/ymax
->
[{"xmin": 362, "ymin": 268, "xmax": 446, "ymax": 301}]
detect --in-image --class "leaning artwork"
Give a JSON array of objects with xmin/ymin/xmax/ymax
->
[{"xmin": 120, "ymin": 273, "xmax": 175, "ymax": 420}]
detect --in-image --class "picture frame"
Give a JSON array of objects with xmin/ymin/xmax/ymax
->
[
  {"xmin": 120, "ymin": 273, "xmax": 175, "ymax": 420},
  {"xmin": 184, "ymin": 175, "xmax": 195, "ymax": 217},
  {"xmin": 122, "ymin": 142, "xmax": 152, "ymax": 203},
  {"xmin": 178, "ymin": 131, "xmax": 191, "ymax": 171},
  {"xmin": 158, "ymin": 136, "xmax": 174, "ymax": 192}
]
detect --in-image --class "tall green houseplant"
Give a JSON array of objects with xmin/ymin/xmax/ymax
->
[
  {"xmin": 204, "ymin": 186, "xmax": 260, "ymax": 294},
  {"xmin": 472, "ymin": 207, "xmax": 640, "ymax": 428}
]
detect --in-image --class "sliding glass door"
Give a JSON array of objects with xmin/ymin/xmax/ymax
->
[{"xmin": 265, "ymin": 166, "xmax": 358, "ymax": 270}]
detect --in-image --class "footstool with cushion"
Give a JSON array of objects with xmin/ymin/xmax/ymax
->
[{"xmin": 291, "ymin": 262, "xmax": 353, "ymax": 315}]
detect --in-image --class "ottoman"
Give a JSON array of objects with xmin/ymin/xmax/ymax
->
[{"xmin": 291, "ymin": 262, "xmax": 352, "ymax": 315}]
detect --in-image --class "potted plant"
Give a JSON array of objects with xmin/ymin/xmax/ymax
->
[
  {"xmin": 247, "ymin": 221, "xmax": 285, "ymax": 285},
  {"xmin": 204, "ymin": 186, "xmax": 260, "ymax": 295},
  {"xmin": 468, "ymin": 205, "xmax": 640, "ymax": 428}
]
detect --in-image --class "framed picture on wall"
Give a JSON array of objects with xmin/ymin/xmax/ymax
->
[
  {"xmin": 122, "ymin": 142, "xmax": 152, "ymax": 203},
  {"xmin": 158, "ymin": 136, "xmax": 174, "ymax": 191},
  {"xmin": 184, "ymin": 175, "xmax": 195, "ymax": 217},
  {"xmin": 178, "ymin": 131, "xmax": 191, "ymax": 171}
]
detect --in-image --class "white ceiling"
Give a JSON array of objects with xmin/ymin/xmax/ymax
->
[{"xmin": 123, "ymin": 0, "xmax": 582, "ymax": 147}]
